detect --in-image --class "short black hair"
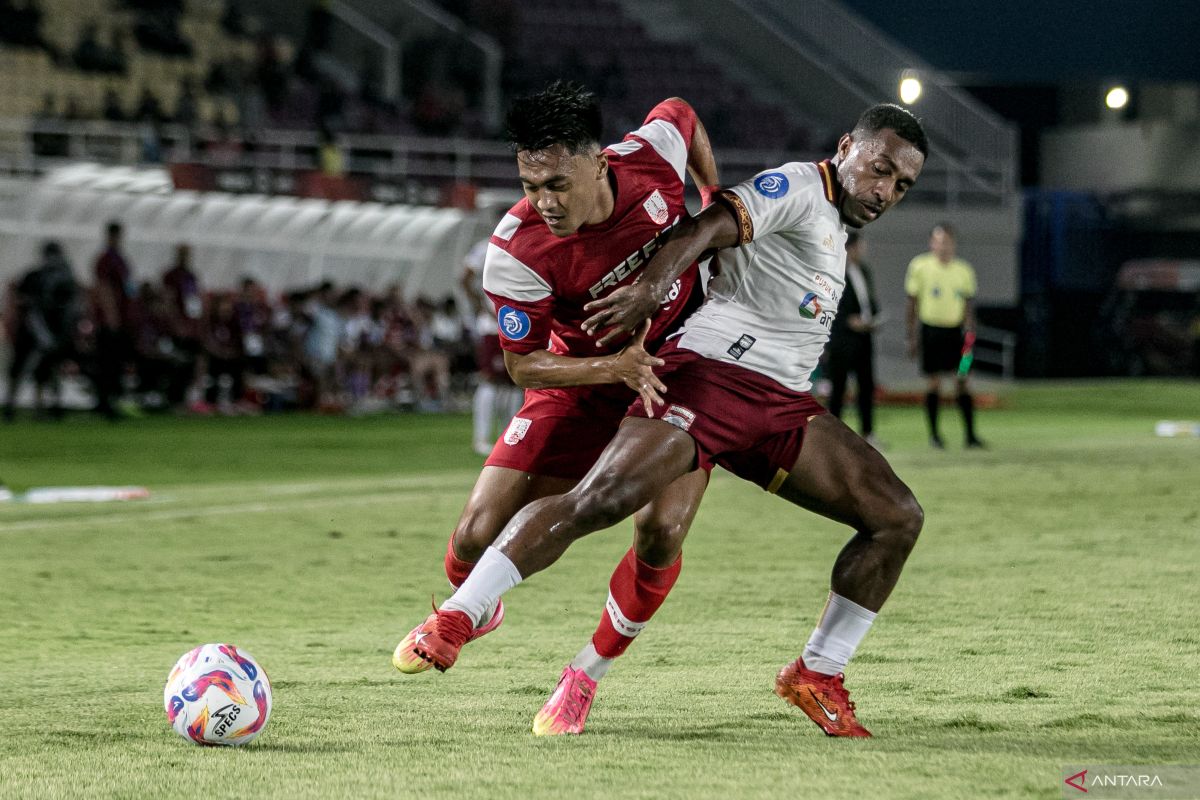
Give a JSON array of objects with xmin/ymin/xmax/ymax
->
[
  {"xmin": 852, "ymin": 104, "xmax": 929, "ymax": 159},
  {"xmin": 505, "ymin": 81, "xmax": 602, "ymax": 155},
  {"xmin": 106, "ymin": 221, "xmax": 122, "ymax": 237}
]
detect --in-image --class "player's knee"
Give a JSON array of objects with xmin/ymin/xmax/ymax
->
[
  {"xmin": 632, "ymin": 514, "xmax": 687, "ymax": 567},
  {"xmin": 451, "ymin": 507, "xmax": 501, "ymax": 562},
  {"xmin": 885, "ymin": 491, "xmax": 924, "ymax": 553}
]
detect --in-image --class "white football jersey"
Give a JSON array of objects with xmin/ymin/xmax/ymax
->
[{"xmin": 673, "ymin": 160, "xmax": 847, "ymax": 392}]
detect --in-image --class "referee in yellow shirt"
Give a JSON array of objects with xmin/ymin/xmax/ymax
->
[{"xmin": 905, "ymin": 223, "xmax": 984, "ymax": 448}]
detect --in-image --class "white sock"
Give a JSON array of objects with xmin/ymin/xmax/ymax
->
[
  {"xmin": 570, "ymin": 642, "xmax": 614, "ymax": 682},
  {"xmin": 801, "ymin": 592, "xmax": 877, "ymax": 676},
  {"xmin": 473, "ymin": 383, "xmax": 497, "ymax": 445},
  {"xmin": 442, "ymin": 546, "xmax": 523, "ymax": 626},
  {"xmin": 448, "ymin": 580, "xmax": 498, "ymax": 628}
]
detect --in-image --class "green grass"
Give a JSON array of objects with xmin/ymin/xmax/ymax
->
[{"xmin": 1, "ymin": 380, "xmax": 1198, "ymax": 799}]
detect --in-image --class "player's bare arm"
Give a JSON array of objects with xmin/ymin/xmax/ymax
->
[
  {"xmin": 669, "ymin": 97, "xmax": 721, "ymax": 205},
  {"xmin": 583, "ymin": 202, "xmax": 740, "ymax": 346},
  {"xmin": 502, "ymin": 320, "xmax": 667, "ymax": 413}
]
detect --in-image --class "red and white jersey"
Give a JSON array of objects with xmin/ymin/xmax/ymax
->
[{"xmin": 482, "ymin": 99, "xmax": 703, "ymax": 362}]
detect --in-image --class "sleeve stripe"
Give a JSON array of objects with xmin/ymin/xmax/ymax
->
[
  {"xmin": 629, "ymin": 119, "xmax": 687, "ymax": 182},
  {"xmin": 482, "ymin": 244, "xmax": 552, "ymax": 303},
  {"xmin": 716, "ymin": 190, "xmax": 754, "ymax": 246},
  {"xmin": 493, "ymin": 213, "xmax": 521, "ymax": 242}
]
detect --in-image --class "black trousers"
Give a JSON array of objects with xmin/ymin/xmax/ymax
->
[
  {"xmin": 826, "ymin": 334, "xmax": 875, "ymax": 435},
  {"xmin": 95, "ymin": 328, "xmax": 132, "ymax": 414}
]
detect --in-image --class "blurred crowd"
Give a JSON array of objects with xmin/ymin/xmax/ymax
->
[
  {"xmin": 3, "ymin": 223, "xmax": 496, "ymax": 420},
  {"xmin": 17, "ymin": 0, "xmax": 484, "ymax": 142}
]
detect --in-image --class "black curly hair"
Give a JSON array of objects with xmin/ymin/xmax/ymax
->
[
  {"xmin": 852, "ymin": 103, "xmax": 929, "ymax": 159},
  {"xmin": 505, "ymin": 81, "xmax": 603, "ymax": 155}
]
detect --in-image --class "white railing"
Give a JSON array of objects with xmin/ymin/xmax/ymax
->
[{"xmin": 0, "ymin": 117, "xmax": 1009, "ymax": 208}]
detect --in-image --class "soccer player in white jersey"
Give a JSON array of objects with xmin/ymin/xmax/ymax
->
[{"xmin": 405, "ymin": 104, "xmax": 928, "ymax": 738}]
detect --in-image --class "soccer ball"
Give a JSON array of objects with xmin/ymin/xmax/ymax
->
[{"xmin": 163, "ymin": 643, "xmax": 272, "ymax": 746}]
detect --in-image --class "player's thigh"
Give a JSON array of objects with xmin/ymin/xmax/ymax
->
[
  {"xmin": 775, "ymin": 414, "xmax": 919, "ymax": 531},
  {"xmin": 453, "ymin": 465, "xmax": 577, "ymax": 557},
  {"xmin": 570, "ymin": 418, "xmax": 698, "ymax": 528},
  {"xmin": 632, "ymin": 467, "xmax": 709, "ymax": 566}
]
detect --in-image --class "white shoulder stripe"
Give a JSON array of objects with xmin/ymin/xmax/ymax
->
[
  {"xmin": 482, "ymin": 243, "xmax": 552, "ymax": 302},
  {"xmin": 607, "ymin": 139, "xmax": 644, "ymax": 157},
  {"xmin": 493, "ymin": 213, "xmax": 521, "ymax": 242},
  {"xmin": 629, "ymin": 119, "xmax": 687, "ymax": 182}
]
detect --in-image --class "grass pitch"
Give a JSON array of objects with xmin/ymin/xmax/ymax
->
[{"xmin": 1, "ymin": 381, "xmax": 1198, "ymax": 799}]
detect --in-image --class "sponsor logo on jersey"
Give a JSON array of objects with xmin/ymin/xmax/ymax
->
[
  {"xmin": 754, "ymin": 172, "xmax": 789, "ymax": 199},
  {"xmin": 497, "ymin": 306, "xmax": 531, "ymax": 340},
  {"xmin": 503, "ymin": 416, "xmax": 532, "ymax": 445},
  {"xmin": 798, "ymin": 292, "xmax": 823, "ymax": 319},
  {"xmin": 588, "ymin": 218, "xmax": 681, "ymax": 299},
  {"xmin": 812, "ymin": 273, "xmax": 840, "ymax": 302},
  {"xmin": 661, "ymin": 405, "xmax": 696, "ymax": 432},
  {"xmin": 642, "ymin": 189, "xmax": 669, "ymax": 224},
  {"xmin": 726, "ymin": 333, "xmax": 757, "ymax": 360}
]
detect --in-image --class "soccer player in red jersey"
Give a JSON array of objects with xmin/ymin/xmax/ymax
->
[
  {"xmin": 393, "ymin": 82, "xmax": 722, "ymax": 730},
  {"xmin": 404, "ymin": 105, "xmax": 929, "ymax": 739}
]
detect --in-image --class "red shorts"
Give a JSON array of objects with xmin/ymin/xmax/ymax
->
[
  {"xmin": 485, "ymin": 385, "xmax": 633, "ymax": 481},
  {"xmin": 626, "ymin": 340, "xmax": 827, "ymax": 491}
]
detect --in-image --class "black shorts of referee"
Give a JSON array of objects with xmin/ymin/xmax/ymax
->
[{"xmin": 920, "ymin": 323, "xmax": 965, "ymax": 375}]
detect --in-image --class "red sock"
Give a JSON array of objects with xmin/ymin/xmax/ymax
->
[
  {"xmin": 591, "ymin": 548, "xmax": 682, "ymax": 659},
  {"xmin": 444, "ymin": 535, "xmax": 474, "ymax": 588}
]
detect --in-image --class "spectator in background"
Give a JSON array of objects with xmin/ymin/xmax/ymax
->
[
  {"xmin": 431, "ymin": 296, "xmax": 471, "ymax": 375},
  {"xmin": 302, "ymin": 281, "xmax": 342, "ymax": 410},
  {"xmin": 72, "ymin": 22, "xmax": 125, "ymax": 74},
  {"xmin": 0, "ymin": 0, "xmax": 53, "ymax": 55},
  {"xmin": 318, "ymin": 128, "xmax": 344, "ymax": 177},
  {"xmin": 234, "ymin": 278, "xmax": 271, "ymax": 377},
  {"xmin": 460, "ymin": 237, "xmax": 522, "ymax": 454},
  {"xmin": 905, "ymin": 222, "xmax": 985, "ymax": 449},
  {"xmin": 31, "ymin": 93, "xmax": 69, "ymax": 157},
  {"xmin": 102, "ymin": 88, "xmax": 126, "ymax": 122},
  {"xmin": 204, "ymin": 293, "xmax": 245, "ymax": 410},
  {"xmin": 161, "ymin": 244, "xmax": 204, "ymax": 411},
  {"xmin": 3, "ymin": 241, "xmax": 79, "ymax": 421},
  {"xmin": 409, "ymin": 297, "xmax": 451, "ymax": 411},
  {"xmin": 134, "ymin": 86, "xmax": 165, "ymax": 123},
  {"xmin": 825, "ymin": 232, "xmax": 883, "ymax": 448},
  {"xmin": 173, "ymin": 77, "xmax": 198, "ymax": 127},
  {"xmin": 131, "ymin": 281, "xmax": 191, "ymax": 409},
  {"xmin": 92, "ymin": 221, "xmax": 135, "ymax": 419}
]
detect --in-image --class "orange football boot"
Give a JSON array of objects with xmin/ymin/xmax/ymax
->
[{"xmin": 774, "ymin": 657, "xmax": 872, "ymax": 737}]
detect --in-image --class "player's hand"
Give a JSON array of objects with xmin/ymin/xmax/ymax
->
[
  {"xmin": 582, "ymin": 282, "xmax": 660, "ymax": 348},
  {"xmin": 611, "ymin": 320, "xmax": 666, "ymax": 415}
]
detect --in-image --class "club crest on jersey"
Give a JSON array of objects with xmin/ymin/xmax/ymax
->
[
  {"xmin": 642, "ymin": 189, "xmax": 669, "ymax": 224},
  {"xmin": 661, "ymin": 405, "xmax": 696, "ymax": 432},
  {"xmin": 754, "ymin": 172, "xmax": 789, "ymax": 199},
  {"xmin": 503, "ymin": 416, "xmax": 532, "ymax": 445},
  {"xmin": 497, "ymin": 306, "xmax": 531, "ymax": 341},
  {"xmin": 798, "ymin": 292, "xmax": 823, "ymax": 319}
]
